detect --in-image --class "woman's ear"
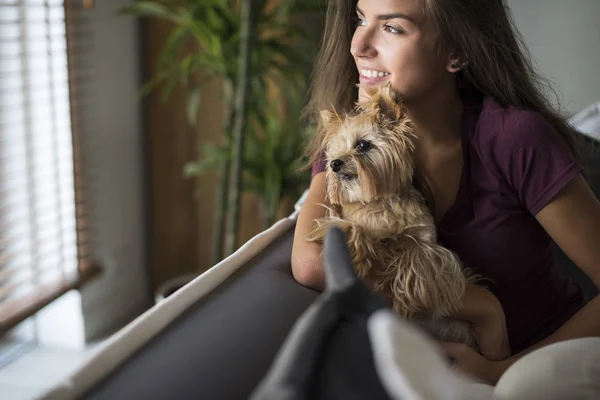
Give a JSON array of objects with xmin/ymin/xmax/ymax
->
[{"xmin": 447, "ymin": 53, "xmax": 466, "ymax": 73}]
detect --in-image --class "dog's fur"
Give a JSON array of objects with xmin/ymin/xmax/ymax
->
[{"xmin": 307, "ymin": 85, "xmax": 480, "ymax": 352}]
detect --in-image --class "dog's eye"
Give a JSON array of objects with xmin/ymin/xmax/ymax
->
[{"xmin": 355, "ymin": 139, "xmax": 372, "ymax": 153}]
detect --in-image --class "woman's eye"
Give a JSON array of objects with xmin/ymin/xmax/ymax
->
[
  {"xmin": 355, "ymin": 139, "xmax": 372, "ymax": 152},
  {"xmin": 384, "ymin": 25, "xmax": 403, "ymax": 34},
  {"xmin": 355, "ymin": 16, "xmax": 367, "ymax": 28}
]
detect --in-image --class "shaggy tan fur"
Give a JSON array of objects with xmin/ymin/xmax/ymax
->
[{"xmin": 307, "ymin": 85, "xmax": 480, "ymax": 352}]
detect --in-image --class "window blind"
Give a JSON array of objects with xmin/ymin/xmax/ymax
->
[{"xmin": 0, "ymin": 0, "xmax": 99, "ymax": 335}]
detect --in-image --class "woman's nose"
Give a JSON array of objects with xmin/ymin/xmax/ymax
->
[{"xmin": 351, "ymin": 30, "xmax": 377, "ymax": 58}]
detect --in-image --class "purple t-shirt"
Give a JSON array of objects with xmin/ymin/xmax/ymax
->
[{"xmin": 312, "ymin": 96, "xmax": 587, "ymax": 354}]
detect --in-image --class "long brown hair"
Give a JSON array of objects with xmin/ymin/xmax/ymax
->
[{"xmin": 304, "ymin": 0, "xmax": 583, "ymax": 166}]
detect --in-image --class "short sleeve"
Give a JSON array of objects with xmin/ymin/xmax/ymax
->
[
  {"xmin": 311, "ymin": 151, "xmax": 327, "ymax": 179},
  {"xmin": 496, "ymin": 111, "xmax": 581, "ymax": 215}
]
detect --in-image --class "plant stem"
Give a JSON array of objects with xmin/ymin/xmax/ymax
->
[
  {"xmin": 224, "ymin": 0, "xmax": 255, "ymax": 256},
  {"xmin": 211, "ymin": 80, "xmax": 234, "ymax": 264},
  {"xmin": 262, "ymin": 204, "xmax": 275, "ymax": 231}
]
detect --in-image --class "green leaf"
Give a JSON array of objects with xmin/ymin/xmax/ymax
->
[
  {"xmin": 187, "ymin": 87, "xmax": 201, "ymax": 127},
  {"xmin": 183, "ymin": 158, "xmax": 219, "ymax": 178},
  {"xmin": 121, "ymin": 0, "xmax": 320, "ymax": 212}
]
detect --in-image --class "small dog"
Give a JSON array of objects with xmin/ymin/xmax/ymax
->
[{"xmin": 307, "ymin": 85, "xmax": 482, "ymax": 355}]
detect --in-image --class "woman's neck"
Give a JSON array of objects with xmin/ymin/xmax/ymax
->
[{"xmin": 407, "ymin": 88, "xmax": 464, "ymax": 147}]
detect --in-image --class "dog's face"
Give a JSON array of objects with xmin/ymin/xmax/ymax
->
[{"xmin": 321, "ymin": 86, "xmax": 416, "ymax": 205}]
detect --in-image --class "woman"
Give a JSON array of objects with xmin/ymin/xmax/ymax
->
[{"xmin": 291, "ymin": 0, "xmax": 600, "ymax": 388}]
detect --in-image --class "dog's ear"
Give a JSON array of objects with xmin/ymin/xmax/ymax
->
[
  {"xmin": 320, "ymin": 109, "xmax": 343, "ymax": 137},
  {"xmin": 357, "ymin": 83, "xmax": 403, "ymax": 122},
  {"xmin": 372, "ymin": 84, "xmax": 403, "ymax": 121}
]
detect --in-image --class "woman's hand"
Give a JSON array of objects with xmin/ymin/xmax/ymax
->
[
  {"xmin": 439, "ymin": 341, "xmax": 509, "ymax": 385},
  {"xmin": 454, "ymin": 284, "xmax": 511, "ymax": 361}
]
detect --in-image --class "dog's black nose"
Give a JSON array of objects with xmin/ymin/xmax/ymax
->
[{"xmin": 330, "ymin": 159, "xmax": 344, "ymax": 173}]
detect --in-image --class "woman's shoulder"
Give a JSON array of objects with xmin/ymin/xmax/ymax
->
[
  {"xmin": 473, "ymin": 96, "xmax": 559, "ymax": 151},
  {"xmin": 468, "ymin": 96, "xmax": 572, "ymax": 170},
  {"xmin": 467, "ymin": 96, "xmax": 580, "ymax": 214}
]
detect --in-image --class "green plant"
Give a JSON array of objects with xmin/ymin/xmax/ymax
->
[{"xmin": 120, "ymin": 0, "xmax": 321, "ymax": 264}]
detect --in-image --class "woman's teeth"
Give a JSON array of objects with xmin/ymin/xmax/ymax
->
[{"xmin": 360, "ymin": 69, "xmax": 390, "ymax": 78}]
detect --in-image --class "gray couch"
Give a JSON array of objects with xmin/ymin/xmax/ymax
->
[{"xmin": 84, "ymin": 135, "xmax": 599, "ymax": 400}]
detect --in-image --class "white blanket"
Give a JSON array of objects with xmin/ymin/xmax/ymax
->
[{"xmin": 570, "ymin": 101, "xmax": 600, "ymax": 140}]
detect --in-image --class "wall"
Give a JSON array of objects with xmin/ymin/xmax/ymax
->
[
  {"xmin": 507, "ymin": 0, "xmax": 600, "ymax": 114},
  {"xmin": 75, "ymin": 0, "xmax": 151, "ymax": 341}
]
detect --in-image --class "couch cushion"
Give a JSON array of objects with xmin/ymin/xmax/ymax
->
[{"xmin": 85, "ymin": 229, "xmax": 319, "ymax": 400}]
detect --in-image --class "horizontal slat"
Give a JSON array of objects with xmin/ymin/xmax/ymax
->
[
  {"xmin": 0, "ymin": 133, "xmax": 73, "ymax": 153},
  {"xmin": 0, "ymin": 223, "xmax": 77, "ymax": 252},
  {"xmin": 0, "ymin": 258, "xmax": 68, "ymax": 282},
  {"xmin": 0, "ymin": 142, "xmax": 73, "ymax": 161},
  {"xmin": 0, "ymin": 239, "xmax": 77, "ymax": 262},
  {"xmin": 0, "ymin": 261, "xmax": 102, "ymax": 335},
  {"xmin": 0, "ymin": 38, "xmax": 68, "ymax": 56},
  {"xmin": 0, "ymin": 72, "xmax": 69, "ymax": 90},
  {"xmin": 0, "ymin": 103, "xmax": 69, "ymax": 124},
  {"xmin": 0, "ymin": 229, "xmax": 81, "ymax": 261},
  {"xmin": 0, "ymin": 52, "xmax": 76, "ymax": 65},
  {"xmin": 0, "ymin": 192, "xmax": 76, "ymax": 214},
  {"xmin": 0, "ymin": 154, "xmax": 74, "ymax": 176},
  {"xmin": 0, "ymin": 263, "xmax": 80, "ymax": 301},
  {"xmin": 0, "ymin": 99, "xmax": 92, "ymax": 120},
  {"xmin": 0, "ymin": 1, "xmax": 65, "ymax": 7},
  {"xmin": 0, "ymin": 268, "xmax": 80, "ymax": 291},
  {"xmin": 0, "ymin": 168, "xmax": 75, "ymax": 187},
  {"xmin": 0, "ymin": 124, "xmax": 73, "ymax": 143},
  {"xmin": 0, "ymin": 212, "xmax": 77, "ymax": 238},
  {"xmin": 0, "ymin": 4, "xmax": 65, "ymax": 20},
  {"xmin": 1, "ymin": 253, "xmax": 78, "ymax": 279},
  {"xmin": 1, "ymin": 257, "xmax": 78, "ymax": 286},
  {"xmin": 0, "ymin": 76, "xmax": 69, "ymax": 90},
  {"xmin": 0, "ymin": 17, "xmax": 66, "ymax": 29},
  {"xmin": 0, "ymin": 188, "xmax": 76, "ymax": 214},
  {"xmin": 0, "ymin": 23, "xmax": 65, "ymax": 36},
  {"xmin": 0, "ymin": 88, "xmax": 70, "ymax": 106},
  {"xmin": 0, "ymin": 217, "xmax": 77, "ymax": 240},
  {"xmin": 3, "ymin": 262, "xmax": 80, "ymax": 286},
  {"xmin": 0, "ymin": 85, "xmax": 92, "ymax": 122},
  {"xmin": 0, "ymin": 53, "xmax": 67, "ymax": 70},
  {"xmin": 0, "ymin": 91, "xmax": 72, "ymax": 109},
  {"xmin": 0, "ymin": 69, "xmax": 92, "ymax": 87},
  {"xmin": 0, "ymin": 200, "xmax": 78, "ymax": 221},
  {"xmin": 0, "ymin": 184, "xmax": 76, "ymax": 209},
  {"xmin": 0, "ymin": 28, "xmax": 68, "ymax": 42},
  {"xmin": 0, "ymin": 208, "xmax": 77, "ymax": 232},
  {"xmin": 0, "ymin": 156, "xmax": 74, "ymax": 172},
  {"xmin": 0, "ymin": 244, "xmax": 77, "ymax": 274}
]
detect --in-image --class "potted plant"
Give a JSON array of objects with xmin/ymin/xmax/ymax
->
[{"xmin": 120, "ymin": 0, "xmax": 322, "ymax": 265}]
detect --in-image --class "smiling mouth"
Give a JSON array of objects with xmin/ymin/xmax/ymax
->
[
  {"xmin": 359, "ymin": 69, "xmax": 391, "ymax": 78},
  {"xmin": 358, "ymin": 68, "xmax": 391, "ymax": 85}
]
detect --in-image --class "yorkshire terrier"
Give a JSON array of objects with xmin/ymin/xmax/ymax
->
[{"xmin": 307, "ymin": 85, "xmax": 496, "ymax": 358}]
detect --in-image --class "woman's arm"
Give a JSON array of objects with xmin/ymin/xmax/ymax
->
[
  {"xmin": 442, "ymin": 174, "xmax": 600, "ymax": 384},
  {"xmin": 492, "ymin": 174, "xmax": 600, "ymax": 370},
  {"xmin": 291, "ymin": 172, "xmax": 329, "ymax": 290},
  {"xmin": 453, "ymin": 284, "xmax": 511, "ymax": 361}
]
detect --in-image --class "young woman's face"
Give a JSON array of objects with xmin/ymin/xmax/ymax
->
[{"xmin": 351, "ymin": 0, "xmax": 454, "ymax": 103}]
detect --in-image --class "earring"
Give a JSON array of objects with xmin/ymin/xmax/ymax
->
[{"xmin": 452, "ymin": 61, "xmax": 468, "ymax": 70}]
